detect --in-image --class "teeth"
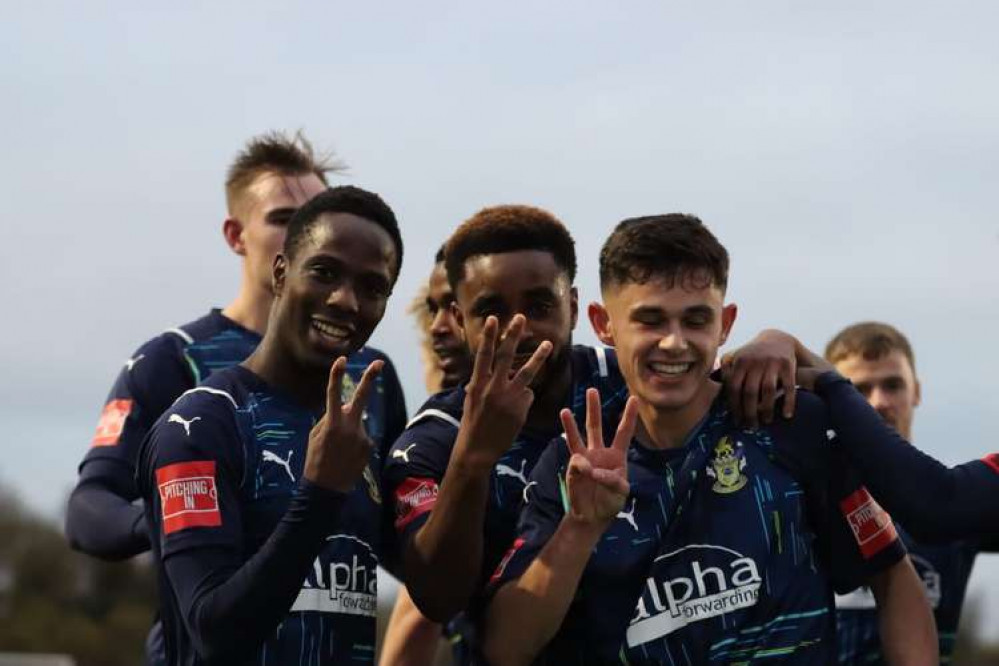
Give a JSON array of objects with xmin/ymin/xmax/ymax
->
[
  {"xmin": 650, "ymin": 362, "xmax": 691, "ymax": 376},
  {"xmin": 312, "ymin": 320, "xmax": 351, "ymax": 340}
]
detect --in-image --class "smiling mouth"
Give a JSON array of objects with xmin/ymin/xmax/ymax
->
[
  {"xmin": 311, "ymin": 318, "xmax": 354, "ymax": 345},
  {"xmin": 648, "ymin": 361, "xmax": 694, "ymax": 378}
]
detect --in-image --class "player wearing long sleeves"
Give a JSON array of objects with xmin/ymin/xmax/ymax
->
[
  {"xmin": 137, "ymin": 186, "xmax": 405, "ymax": 666},
  {"xmin": 482, "ymin": 214, "xmax": 935, "ymax": 666}
]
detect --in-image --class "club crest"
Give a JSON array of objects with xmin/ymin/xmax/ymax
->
[
  {"xmin": 706, "ymin": 436, "xmax": 748, "ymax": 494},
  {"xmin": 341, "ymin": 373, "xmax": 357, "ymax": 403}
]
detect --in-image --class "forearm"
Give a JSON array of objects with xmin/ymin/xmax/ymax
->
[
  {"xmin": 405, "ymin": 443, "xmax": 494, "ymax": 620},
  {"xmin": 814, "ymin": 373, "xmax": 993, "ymax": 541},
  {"xmin": 483, "ymin": 517, "xmax": 603, "ymax": 666},
  {"xmin": 167, "ymin": 481, "xmax": 344, "ymax": 661},
  {"xmin": 870, "ymin": 558, "xmax": 938, "ymax": 666},
  {"xmin": 66, "ymin": 461, "xmax": 150, "ymax": 559},
  {"xmin": 378, "ymin": 586, "xmax": 442, "ymax": 666}
]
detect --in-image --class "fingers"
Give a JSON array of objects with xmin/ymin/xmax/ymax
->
[
  {"xmin": 780, "ymin": 358, "xmax": 797, "ymax": 419},
  {"xmin": 740, "ymin": 365, "xmax": 763, "ymax": 429},
  {"xmin": 560, "ymin": 408, "xmax": 585, "ymax": 456},
  {"xmin": 585, "ymin": 388, "xmax": 604, "ymax": 450},
  {"xmin": 723, "ymin": 356, "xmax": 746, "ymax": 426},
  {"xmin": 590, "ymin": 468, "xmax": 630, "ymax": 496},
  {"xmin": 347, "ymin": 359, "xmax": 384, "ymax": 419},
  {"xmin": 469, "ymin": 316, "xmax": 499, "ymax": 385},
  {"xmin": 512, "ymin": 340, "xmax": 552, "ymax": 387},
  {"xmin": 325, "ymin": 357, "xmax": 348, "ymax": 416},
  {"xmin": 758, "ymin": 365, "xmax": 778, "ymax": 425},
  {"xmin": 492, "ymin": 315, "xmax": 525, "ymax": 379},
  {"xmin": 612, "ymin": 397, "xmax": 639, "ymax": 452}
]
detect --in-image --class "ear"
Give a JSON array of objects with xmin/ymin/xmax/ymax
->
[
  {"xmin": 272, "ymin": 253, "xmax": 288, "ymax": 297},
  {"xmin": 913, "ymin": 377, "xmax": 922, "ymax": 408},
  {"xmin": 222, "ymin": 218, "xmax": 247, "ymax": 256},
  {"xmin": 569, "ymin": 286, "xmax": 579, "ymax": 330},
  {"xmin": 587, "ymin": 301, "xmax": 615, "ymax": 347},
  {"xmin": 719, "ymin": 303, "xmax": 738, "ymax": 345}
]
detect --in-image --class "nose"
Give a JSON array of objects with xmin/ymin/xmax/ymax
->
[
  {"xmin": 430, "ymin": 307, "xmax": 451, "ymax": 337},
  {"xmin": 657, "ymin": 323, "xmax": 687, "ymax": 352},
  {"xmin": 869, "ymin": 385, "xmax": 892, "ymax": 412},
  {"xmin": 326, "ymin": 284, "xmax": 359, "ymax": 314}
]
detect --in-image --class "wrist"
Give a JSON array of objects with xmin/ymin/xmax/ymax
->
[
  {"xmin": 562, "ymin": 513, "xmax": 611, "ymax": 545},
  {"xmin": 451, "ymin": 437, "xmax": 503, "ymax": 476}
]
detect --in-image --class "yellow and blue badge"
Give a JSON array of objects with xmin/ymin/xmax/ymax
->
[{"xmin": 706, "ymin": 436, "xmax": 748, "ymax": 494}]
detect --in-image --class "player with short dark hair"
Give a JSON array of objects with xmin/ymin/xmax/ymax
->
[
  {"xmin": 137, "ymin": 185, "xmax": 404, "ymax": 665},
  {"xmin": 382, "ymin": 205, "xmax": 628, "ymax": 663},
  {"xmin": 65, "ymin": 134, "xmax": 406, "ymax": 664},
  {"xmin": 825, "ymin": 322, "xmax": 996, "ymax": 665},
  {"xmin": 482, "ymin": 214, "xmax": 935, "ymax": 666}
]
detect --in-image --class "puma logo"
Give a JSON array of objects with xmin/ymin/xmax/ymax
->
[
  {"xmin": 495, "ymin": 459, "xmax": 528, "ymax": 486},
  {"xmin": 616, "ymin": 497, "xmax": 638, "ymax": 532},
  {"xmin": 392, "ymin": 443, "xmax": 417, "ymax": 464},
  {"xmin": 262, "ymin": 449, "xmax": 295, "ymax": 482},
  {"xmin": 522, "ymin": 481, "xmax": 537, "ymax": 504},
  {"xmin": 125, "ymin": 354, "xmax": 145, "ymax": 371},
  {"xmin": 167, "ymin": 413, "xmax": 201, "ymax": 437}
]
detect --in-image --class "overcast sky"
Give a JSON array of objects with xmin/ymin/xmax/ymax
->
[{"xmin": 2, "ymin": 0, "xmax": 998, "ymax": 639}]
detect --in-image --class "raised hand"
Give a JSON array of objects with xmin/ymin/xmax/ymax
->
[
  {"xmin": 720, "ymin": 328, "xmax": 798, "ymax": 427},
  {"xmin": 458, "ymin": 315, "xmax": 552, "ymax": 466},
  {"xmin": 304, "ymin": 356, "xmax": 383, "ymax": 492},
  {"xmin": 562, "ymin": 389, "xmax": 638, "ymax": 528}
]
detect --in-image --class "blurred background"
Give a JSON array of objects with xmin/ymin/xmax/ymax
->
[{"xmin": 1, "ymin": 1, "xmax": 997, "ymax": 664}]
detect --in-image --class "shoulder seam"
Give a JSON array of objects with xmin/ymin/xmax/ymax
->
[
  {"xmin": 406, "ymin": 408, "xmax": 460, "ymax": 429},
  {"xmin": 177, "ymin": 386, "xmax": 239, "ymax": 409},
  {"xmin": 164, "ymin": 326, "xmax": 195, "ymax": 344}
]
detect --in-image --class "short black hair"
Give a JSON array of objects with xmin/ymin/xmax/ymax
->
[
  {"xmin": 444, "ymin": 205, "xmax": 576, "ymax": 289},
  {"xmin": 283, "ymin": 186, "xmax": 403, "ymax": 280},
  {"xmin": 599, "ymin": 214, "xmax": 728, "ymax": 292}
]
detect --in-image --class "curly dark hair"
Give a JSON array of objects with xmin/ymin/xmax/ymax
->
[
  {"xmin": 444, "ymin": 205, "xmax": 576, "ymax": 288},
  {"xmin": 599, "ymin": 214, "xmax": 728, "ymax": 292},
  {"xmin": 283, "ymin": 185, "xmax": 403, "ymax": 280}
]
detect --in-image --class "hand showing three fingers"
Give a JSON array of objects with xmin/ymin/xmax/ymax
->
[
  {"xmin": 460, "ymin": 315, "xmax": 553, "ymax": 466},
  {"xmin": 563, "ymin": 389, "xmax": 639, "ymax": 528},
  {"xmin": 304, "ymin": 356, "xmax": 383, "ymax": 493}
]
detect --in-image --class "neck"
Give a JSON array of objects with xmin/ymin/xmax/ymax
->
[
  {"xmin": 636, "ymin": 381, "xmax": 721, "ymax": 450},
  {"xmin": 222, "ymin": 276, "xmax": 273, "ymax": 336},
  {"xmin": 243, "ymin": 340, "xmax": 328, "ymax": 412},
  {"xmin": 523, "ymin": 359, "xmax": 573, "ymax": 433}
]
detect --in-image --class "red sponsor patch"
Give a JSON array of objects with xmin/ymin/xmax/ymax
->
[
  {"xmin": 156, "ymin": 461, "xmax": 222, "ymax": 534},
  {"xmin": 91, "ymin": 399, "xmax": 133, "ymax": 447},
  {"xmin": 981, "ymin": 453, "xmax": 999, "ymax": 476},
  {"xmin": 394, "ymin": 477, "xmax": 439, "ymax": 530},
  {"xmin": 490, "ymin": 537, "xmax": 525, "ymax": 584},
  {"xmin": 840, "ymin": 487, "xmax": 898, "ymax": 559}
]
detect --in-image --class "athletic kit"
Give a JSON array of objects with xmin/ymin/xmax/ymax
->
[
  {"xmin": 68, "ymin": 310, "xmax": 262, "ymax": 559},
  {"xmin": 489, "ymin": 389, "xmax": 906, "ymax": 665},
  {"xmin": 813, "ymin": 373, "xmax": 999, "ymax": 543},
  {"xmin": 137, "ymin": 353, "xmax": 405, "ymax": 666},
  {"xmin": 382, "ymin": 345, "xmax": 628, "ymax": 662},
  {"xmin": 836, "ymin": 527, "xmax": 982, "ymax": 665}
]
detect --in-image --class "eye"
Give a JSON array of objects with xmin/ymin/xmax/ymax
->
[
  {"xmin": 684, "ymin": 313, "xmax": 711, "ymax": 328},
  {"xmin": 525, "ymin": 301, "xmax": 554, "ymax": 319},
  {"xmin": 883, "ymin": 377, "xmax": 906, "ymax": 392},
  {"xmin": 308, "ymin": 264, "xmax": 340, "ymax": 282}
]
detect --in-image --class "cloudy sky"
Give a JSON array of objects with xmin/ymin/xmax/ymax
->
[{"xmin": 3, "ymin": 0, "xmax": 998, "ymax": 638}]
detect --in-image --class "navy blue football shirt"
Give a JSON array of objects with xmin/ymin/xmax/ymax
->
[
  {"xmin": 489, "ymin": 390, "xmax": 906, "ymax": 666},
  {"xmin": 382, "ymin": 345, "xmax": 628, "ymax": 661},
  {"xmin": 137, "ymin": 349, "xmax": 405, "ymax": 666},
  {"xmin": 836, "ymin": 521, "xmax": 994, "ymax": 664}
]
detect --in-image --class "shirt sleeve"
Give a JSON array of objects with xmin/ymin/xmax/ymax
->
[
  {"xmin": 382, "ymin": 415, "xmax": 458, "ymax": 548},
  {"xmin": 772, "ymin": 391, "xmax": 906, "ymax": 594},
  {"xmin": 140, "ymin": 392, "xmax": 348, "ymax": 663},
  {"xmin": 814, "ymin": 372, "xmax": 999, "ymax": 544},
  {"xmin": 484, "ymin": 437, "xmax": 568, "ymax": 596},
  {"xmin": 66, "ymin": 335, "xmax": 192, "ymax": 559}
]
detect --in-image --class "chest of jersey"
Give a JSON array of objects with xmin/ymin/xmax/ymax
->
[{"xmin": 578, "ymin": 426, "xmax": 832, "ymax": 664}]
